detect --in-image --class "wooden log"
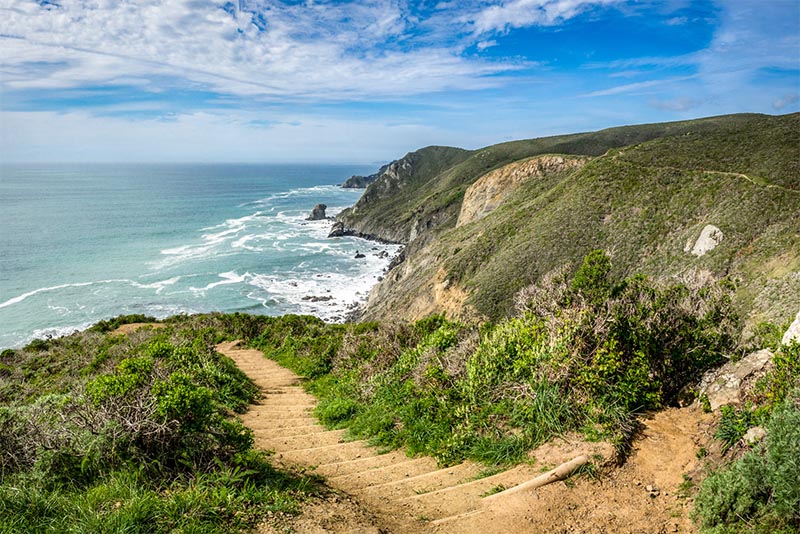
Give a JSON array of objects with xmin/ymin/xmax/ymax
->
[{"xmin": 482, "ymin": 455, "xmax": 590, "ymax": 504}]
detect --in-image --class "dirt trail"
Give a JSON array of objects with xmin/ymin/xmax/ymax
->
[{"xmin": 218, "ymin": 341, "xmax": 709, "ymax": 533}]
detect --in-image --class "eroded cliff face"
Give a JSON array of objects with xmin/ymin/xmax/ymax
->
[
  {"xmin": 457, "ymin": 155, "xmax": 588, "ymax": 227},
  {"xmin": 361, "ymin": 241, "xmax": 479, "ymax": 323},
  {"xmin": 360, "ymin": 155, "xmax": 589, "ymax": 323}
]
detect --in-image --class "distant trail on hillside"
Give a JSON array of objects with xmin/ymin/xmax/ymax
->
[{"xmin": 641, "ymin": 162, "xmax": 800, "ymax": 193}]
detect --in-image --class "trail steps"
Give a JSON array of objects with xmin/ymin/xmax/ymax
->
[{"xmin": 217, "ymin": 341, "xmax": 553, "ymax": 531}]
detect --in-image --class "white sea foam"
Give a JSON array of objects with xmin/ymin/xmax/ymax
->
[
  {"xmin": 0, "ymin": 280, "xmax": 129, "ymax": 309},
  {"xmin": 243, "ymin": 239, "xmax": 402, "ymax": 322},
  {"xmin": 191, "ymin": 271, "xmax": 250, "ymax": 292},
  {"xmin": 154, "ymin": 213, "xmax": 270, "ymax": 269},
  {"xmin": 0, "ymin": 276, "xmax": 188, "ymax": 311},
  {"xmin": 47, "ymin": 304, "xmax": 71, "ymax": 315},
  {"xmin": 131, "ymin": 276, "xmax": 182, "ymax": 294},
  {"xmin": 29, "ymin": 322, "xmax": 96, "ymax": 342},
  {"xmin": 243, "ymin": 185, "xmax": 349, "ymax": 208}
]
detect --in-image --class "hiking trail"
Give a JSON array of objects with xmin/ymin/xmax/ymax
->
[{"xmin": 218, "ymin": 340, "xmax": 707, "ymax": 533}]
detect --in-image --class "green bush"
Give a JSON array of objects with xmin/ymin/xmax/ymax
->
[
  {"xmin": 715, "ymin": 405, "xmax": 756, "ymax": 453},
  {"xmin": 757, "ymin": 342, "xmax": 800, "ymax": 408},
  {"xmin": 152, "ymin": 372, "xmax": 214, "ymax": 431},
  {"xmin": 571, "ymin": 249, "xmax": 613, "ymax": 305},
  {"xmin": 0, "ymin": 319, "xmax": 313, "ymax": 533},
  {"xmin": 694, "ymin": 394, "xmax": 800, "ymax": 533}
]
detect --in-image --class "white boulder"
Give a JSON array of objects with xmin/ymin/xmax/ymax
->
[
  {"xmin": 689, "ymin": 225, "xmax": 724, "ymax": 257},
  {"xmin": 782, "ymin": 310, "xmax": 800, "ymax": 345}
]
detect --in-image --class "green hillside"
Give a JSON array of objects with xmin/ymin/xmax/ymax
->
[
  {"xmin": 349, "ymin": 113, "xmax": 800, "ymax": 332},
  {"xmin": 336, "ymin": 113, "xmax": 794, "ymax": 245}
]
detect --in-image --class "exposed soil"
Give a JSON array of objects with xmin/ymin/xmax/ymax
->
[
  {"xmin": 112, "ymin": 322, "xmax": 166, "ymax": 335},
  {"xmin": 218, "ymin": 341, "xmax": 712, "ymax": 533}
]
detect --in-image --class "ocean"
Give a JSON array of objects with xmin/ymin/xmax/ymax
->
[{"xmin": 0, "ymin": 163, "xmax": 400, "ymax": 349}]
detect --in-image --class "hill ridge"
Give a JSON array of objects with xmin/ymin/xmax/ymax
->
[{"xmin": 337, "ymin": 112, "xmax": 800, "ymax": 332}]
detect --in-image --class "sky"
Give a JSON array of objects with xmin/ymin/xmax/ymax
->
[{"xmin": 1, "ymin": 0, "xmax": 798, "ymax": 164}]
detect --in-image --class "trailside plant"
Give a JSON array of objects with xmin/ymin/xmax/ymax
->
[
  {"xmin": 252, "ymin": 250, "xmax": 739, "ymax": 466},
  {"xmin": 0, "ymin": 322, "xmax": 317, "ymax": 533},
  {"xmin": 693, "ymin": 391, "xmax": 800, "ymax": 533}
]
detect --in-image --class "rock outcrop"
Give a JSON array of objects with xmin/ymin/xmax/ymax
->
[
  {"xmin": 341, "ymin": 165, "xmax": 389, "ymax": 188},
  {"xmin": 327, "ymin": 221, "xmax": 402, "ymax": 244},
  {"xmin": 687, "ymin": 225, "xmax": 724, "ymax": 257},
  {"xmin": 782, "ymin": 309, "xmax": 800, "ymax": 345},
  {"xmin": 307, "ymin": 204, "xmax": 329, "ymax": 221},
  {"xmin": 457, "ymin": 155, "xmax": 587, "ymax": 227},
  {"xmin": 328, "ymin": 221, "xmax": 348, "ymax": 237},
  {"xmin": 696, "ymin": 349, "xmax": 773, "ymax": 411}
]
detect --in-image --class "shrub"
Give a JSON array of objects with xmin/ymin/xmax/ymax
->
[
  {"xmin": 715, "ymin": 405, "xmax": 756, "ymax": 453},
  {"xmin": 571, "ymin": 249, "xmax": 612, "ymax": 305},
  {"xmin": 756, "ymin": 342, "xmax": 800, "ymax": 408},
  {"xmin": 694, "ymin": 393, "xmax": 800, "ymax": 532},
  {"xmin": 152, "ymin": 372, "xmax": 214, "ymax": 432}
]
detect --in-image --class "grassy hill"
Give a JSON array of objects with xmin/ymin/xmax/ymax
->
[
  {"xmin": 347, "ymin": 113, "xmax": 800, "ymax": 334},
  {"xmin": 336, "ymin": 113, "xmax": 795, "ymax": 245}
]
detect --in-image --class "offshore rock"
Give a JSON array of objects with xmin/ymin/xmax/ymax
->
[{"xmin": 307, "ymin": 204, "xmax": 329, "ymax": 221}]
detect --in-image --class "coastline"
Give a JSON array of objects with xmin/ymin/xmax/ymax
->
[{"xmin": 0, "ymin": 168, "xmax": 393, "ymax": 350}]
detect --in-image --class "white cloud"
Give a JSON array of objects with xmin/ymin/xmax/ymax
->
[
  {"xmin": 581, "ymin": 75, "xmax": 697, "ymax": 97},
  {"xmin": 664, "ymin": 16, "xmax": 687, "ymax": 26},
  {"xmin": 649, "ymin": 96, "xmax": 700, "ymax": 111},
  {"xmin": 582, "ymin": 0, "xmax": 799, "ymax": 112},
  {"xmin": 699, "ymin": 2, "xmax": 798, "ymax": 72},
  {"xmin": 773, "ymin": 93, "xmax": 799, "ymax": 110},
  {"xmin": 0, "ymin": 0, "xmax": 521, "ymax": 101},
  {"xmin": 464, "ymin": 0, "xmax": 621, "ymax": 34}
]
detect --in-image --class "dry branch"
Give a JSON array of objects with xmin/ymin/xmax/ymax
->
[{"xmin": 482, "ymin": 454, "xmax": 589, "ymax": 504}]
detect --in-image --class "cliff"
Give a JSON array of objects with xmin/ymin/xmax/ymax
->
[
  {"xmin": 335, "ymin": 145, "xmax": 472, "ymax": 243},
  {"xmin": 341, "ymin": 163, "xmax": 390, "ymax": 188},
  {"xmin": 457, "ymin": 155, "xmax": 588, "ymax": 227}
]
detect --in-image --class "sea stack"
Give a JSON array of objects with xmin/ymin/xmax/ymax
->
[{"xmin": 307, "ymin": 204, "xmax": 328, "ymax": 221}]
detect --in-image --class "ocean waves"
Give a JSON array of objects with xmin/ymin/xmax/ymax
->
[{"xmin": 1, "ymin": 170, "xmax": 396, "ymax": 349}]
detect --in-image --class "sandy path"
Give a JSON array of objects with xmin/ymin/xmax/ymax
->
[{"xmin": 218, "ymin": 341, "xmax": 707, "ymax": 533}]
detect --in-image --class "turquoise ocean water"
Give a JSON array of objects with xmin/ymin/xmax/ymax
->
[{"xmin": 0, "ymin": 163, "xmax": 400, "ymax": 349}]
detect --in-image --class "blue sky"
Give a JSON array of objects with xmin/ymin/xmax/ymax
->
[{"xmin": 1, "ymin": 0, "xmax": 798, "ymax": 163}]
